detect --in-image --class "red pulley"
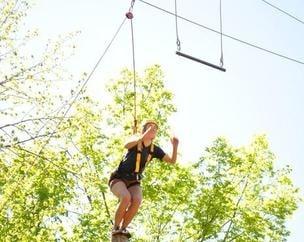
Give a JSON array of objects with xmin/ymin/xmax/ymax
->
[{"xmin": 126, "ymin": 12, "xmax": 133, "ymax": 19}]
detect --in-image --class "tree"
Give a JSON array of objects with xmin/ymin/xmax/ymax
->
[
  {"xmin": 0, "ymin": 0, "xmax": 78, "ymax": 151},
  {"xmin": 0, "ymin": 1, "xmax": 300, "ymax": 240},
  {"xmin": 97, "ymin": 65, "xmax": 300, "ymax": 242},
  {"xmin": 181, "ymin": 136, "xmax": 300, "ymax": 242},
  {"xmin": 0, "ymin": 0, "xmax": 84, "ymax": 240}
]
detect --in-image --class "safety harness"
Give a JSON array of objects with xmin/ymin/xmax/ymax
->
[{"xmin": 135, "ymin": 142, "xmax": 154, "ymax": 179}]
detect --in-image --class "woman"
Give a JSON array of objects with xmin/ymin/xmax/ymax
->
[{"xmin": 108, "ymin": 120, "xmax": 179, "ymax": 238}]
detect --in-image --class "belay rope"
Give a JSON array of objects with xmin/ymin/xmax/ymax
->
[
  {"xmin": 126, "ymin": 0, "xmax": 139, "ymax": 135},
  {"xmin": 105, "ymin": 0, "xmax": 138, "ymax": 227},
  {"xmin": 126, "ymin": 1, "xmax": 157, "ymax": 182}
]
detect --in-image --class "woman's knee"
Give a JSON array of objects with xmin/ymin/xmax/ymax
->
[
  {"xmin": 120, "ymin": 192, "xmax": 131, "ymax": 205},
  {"xmin": 131, "ymin": 195, "xmax": 142, "ymax": 207}
]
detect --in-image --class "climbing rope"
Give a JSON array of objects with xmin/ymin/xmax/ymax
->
[{"xmin": 126, "ymin": 0, "xmax": 138, "ymax": 134}]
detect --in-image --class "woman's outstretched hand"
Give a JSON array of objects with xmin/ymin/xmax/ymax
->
[{"xmin": 171, "ymin": 136, "xmax": 179, "ymax": 147}]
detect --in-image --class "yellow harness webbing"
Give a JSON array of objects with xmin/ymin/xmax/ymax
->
[
  {"xmin": 147, "ymin": 144, "xmax": 154, "ymax": 164},
  {"xmin": 135, "ymin": 143, "xmax": 154, "ymax": 173}
]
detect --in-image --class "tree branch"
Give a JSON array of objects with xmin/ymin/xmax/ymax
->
[
  {"xmin": 0, "ymin": 116, "xmax": 70, "ymax": 130},
  {"xmin": 223, "ymin": 178, "xmax": 249, "ymax": 241},
  {"xmin": 0, "ymin": 0, "xmax": 19, "ymax": 28}
]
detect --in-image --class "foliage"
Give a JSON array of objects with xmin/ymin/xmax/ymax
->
[
  {"xmin": 182, "ymin": 136, "xmax": 300, "ymax": 242},
  {"xmin": 0, "ymin": 1, "xmax": 301, "ymax": 241}
]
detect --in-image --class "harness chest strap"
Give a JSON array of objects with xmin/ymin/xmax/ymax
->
[
  {"xmin": 147, "ymin": 144, "xmax": 154, "ymax": 164},
  {"xmin": 135, "ymin": 142, "xmax": 154, "ymax": 173}
]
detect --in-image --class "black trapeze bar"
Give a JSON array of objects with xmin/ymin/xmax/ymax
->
[{"xmin": 176, "ymin": 51, "xmax": 226, "ymax": 72}]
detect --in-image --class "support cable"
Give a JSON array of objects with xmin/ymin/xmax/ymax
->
[
  {"xmin": 219, "ymin": 0, "xmax": 224, "ymax": 67},
  {"xmin": 261, "ymin": 0, "xmax": 304, "ymax": 25},
  {"xmin": 138, "ymin": 0, "xmax": 304, "ymax": 65}
]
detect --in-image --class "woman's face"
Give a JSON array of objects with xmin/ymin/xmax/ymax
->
[{"xmin": 145, "ymin": 123, "xmax": 158, "ymax": 139}]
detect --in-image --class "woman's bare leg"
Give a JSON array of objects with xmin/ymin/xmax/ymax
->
[
  {"xmin": 121, "ymin": 185, "xmax": 142, "ymax": 229},
  {"xmin": 110, "ymin": 181, "xmax": 131, "ymax": 228}
]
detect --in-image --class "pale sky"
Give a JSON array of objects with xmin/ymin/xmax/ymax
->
[{"xmin": 24, "ymin": 0, "xmax": 303, "ymax": 240}]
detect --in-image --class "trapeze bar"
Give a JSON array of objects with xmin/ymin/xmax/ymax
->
[{"xmin": 176, "ymin": 51, "xmax": 226, "ymax": 72}]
